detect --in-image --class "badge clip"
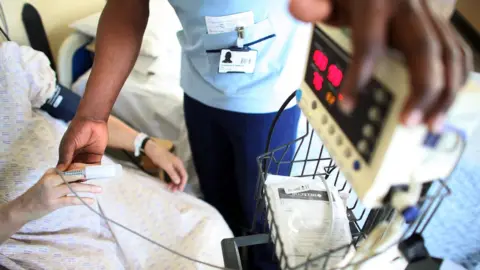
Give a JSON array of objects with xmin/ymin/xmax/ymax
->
[{"xmin": 236, "ymin": 26, "xmax": 245, "ymax": 48}]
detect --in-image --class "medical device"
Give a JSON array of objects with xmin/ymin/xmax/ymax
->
[
  {"xmin": 61, "ymin": 164, "xmax": 123, "ymax": 180},
  {"xmin": 41, "ymin": 84, "xmax": 81, "ymax": 122},
  {"xmin": 220, "ymin": 21, "xmax": 477, "ymax": 269},
  {"xmin": 297, "ymin": 23, "xmax": 480, "ymax": 208}
]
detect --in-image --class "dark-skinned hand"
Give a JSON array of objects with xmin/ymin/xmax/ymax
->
[{"xmin": 290, "ymin": 0, "xmax": 473, "ymax": 132}]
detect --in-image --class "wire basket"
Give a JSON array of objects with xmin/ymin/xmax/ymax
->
[{"xmin": 235, "ymin": 93, "xmax": 454, "ymax": 270}]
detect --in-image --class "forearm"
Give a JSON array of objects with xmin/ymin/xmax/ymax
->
[
  {"xmin": 106, "ymin": 116, "xmax": 139, "ymax": 152},
  {"xmin": 0, "ymin": 201, "xmax": 27, "ymax": 245},
  {"xmin": 77, "ymin": 0, "xmax": 149, "ymax": 122}
]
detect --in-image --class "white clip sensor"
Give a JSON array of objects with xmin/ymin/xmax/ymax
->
[{"xmin": 62, "ymin": 164, "xmax": 123, "ymax": 180}]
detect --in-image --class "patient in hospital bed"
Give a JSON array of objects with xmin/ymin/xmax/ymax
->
[{"xmin": 0, "ymin": 42, "xmax": 232, "ymax": 269}]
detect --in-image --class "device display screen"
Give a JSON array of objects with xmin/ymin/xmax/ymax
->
[{"xmin": 304, "ymin": 26, "xmax": 393, "ymax": 164}]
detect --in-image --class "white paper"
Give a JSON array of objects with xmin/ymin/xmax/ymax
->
[
  {"xmin": 218, "ymin": 49, "xmax": 257, "ymax": 73},
  {"xmin": 205, "ymin": 11, "xmax": 254, "ymax": 35},
  {"xmin": 265, "ymin": 175, "xmax": 353, "ymax": 269}
]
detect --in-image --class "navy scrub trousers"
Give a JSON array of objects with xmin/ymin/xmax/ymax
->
[{"xmin": 184, "ymin": 93, "xmax": 301, "ymax": 269}]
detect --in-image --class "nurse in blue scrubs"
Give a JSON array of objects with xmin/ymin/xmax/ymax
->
[{"xmin": 56, "ymin": 0, "xmax": 471, "ymax": 269}]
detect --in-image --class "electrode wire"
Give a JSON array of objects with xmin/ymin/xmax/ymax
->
[{"xmin": 55, "ymin": 169, "xmax": 232, "ymax": 270}]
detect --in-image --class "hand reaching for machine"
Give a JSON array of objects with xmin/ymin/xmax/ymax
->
[
  {"xmin": 58, "ymin": 116, "xmax": 109, "ymax": 170},
  {"xmin": 290, "ymin": 0, "xmax": 473, "ymax": 132}
]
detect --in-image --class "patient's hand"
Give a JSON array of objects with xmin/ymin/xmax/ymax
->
[
  {"xmin": 144, "ymin": 140, "xmax": 188, "ymax": 192},
  {"xmin": 13, "ymin": 168, "xmax": 103, "ymax": 223}
]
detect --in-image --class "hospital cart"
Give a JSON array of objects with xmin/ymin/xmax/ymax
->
[{"xmin": 220, "ymin": 92, "xmax": 454, "ymax": 270}]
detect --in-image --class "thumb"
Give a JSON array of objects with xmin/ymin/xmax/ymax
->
[
  {"xmin": 57, "ymin": 139, "xmax": 75, "ymax": 171},
  {"xmin": 165, "ymin": 166, "xmax": 181, "ymax": 185},
  {"xmin": 289, "ymin": 0, "xmax": 332, "ymax": 23}
]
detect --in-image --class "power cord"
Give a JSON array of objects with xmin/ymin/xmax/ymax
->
[
  {"xmin": 55, "ymin": 168, "xmax": 232, "ymax": 270},
  {"xmin": 0, "ymin": 25, "xmax": 10, "ymax": 41},
  {"xmin": 0, "ymin": 2, "xmax": 9, "ymax": 41}
]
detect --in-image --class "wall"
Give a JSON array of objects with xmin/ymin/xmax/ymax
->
[
  {"xmin": 28, "ymin": 0, "xmax": 105, "ymax": 61},
  {"xmin": 457, "ymin": 0, "xmax": 480, "ymax": 33}
]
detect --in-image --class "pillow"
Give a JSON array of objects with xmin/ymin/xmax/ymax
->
[
  {"xmin": 87, "ymin": 41, "xmax": 170, "ymax": 77},
  {"xmin": 0, "ymin": 42, "xmax": 56, "ymax": 110},
  {"xmin": 69, "ymin": 0, "xmax": 182, "ymax": 58}
]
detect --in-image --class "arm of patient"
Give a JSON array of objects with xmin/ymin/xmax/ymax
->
[
  {"xmin": 0, "ymin": 169, "xmax": 101, "ymax": 245},
  {"xmin": 0, "ymin": 201, "xmax": 26, "ymax": 245},
  {"xmin": 107, "ymin": 116, "xmax": 188, "ymax": 192}
]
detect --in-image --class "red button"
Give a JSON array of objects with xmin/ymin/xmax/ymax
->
[{"xmin": 313, "ymin": 72, "xmax": 323, "ymax": 91}]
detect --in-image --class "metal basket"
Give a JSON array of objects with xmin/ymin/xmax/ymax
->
[{"xmin": 221, "ymin": 93, "xmax": 453, "ymax": 270}]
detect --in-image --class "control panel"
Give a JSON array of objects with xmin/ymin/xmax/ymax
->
[{"xmin": 303, "ymin": 26, "xmax": 393, "ymax": 164}]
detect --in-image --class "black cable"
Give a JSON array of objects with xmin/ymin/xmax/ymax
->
[
  {"xmin": 264, "ymin": 91, "xmax": 297, "ymax": 156},
  {"xmin": 0, "ymin": 25, "xmax": 10, "ymax": 41},
  {"xmin": 0, "ymin": 2, "xmax": 9, "ymax": 41}
]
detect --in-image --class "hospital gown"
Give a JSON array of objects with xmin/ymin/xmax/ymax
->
[{"xmin": 0, "ymin": 42, "xmax": 232, "ymax": 269}]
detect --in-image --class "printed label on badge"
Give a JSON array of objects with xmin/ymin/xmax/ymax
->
[
  {"xmin": 205, "ymin": 11, "xmax": 254, "ymax": 35},
  {"xmin": 218, "ymin": 49, "xmax": 257, "ymax": 74}
]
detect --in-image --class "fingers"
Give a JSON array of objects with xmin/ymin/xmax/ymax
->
[
  {"xmin": 73, "ymin": 153, "xmax": 103, "ymax": 165},
  {"xmin": 164, "ymin": 165, "xmax": 181, "ymax": 187},
  {"xmin": 175, "ymin": 160, "xmax": 188, "ymax": 192},
  {"xmin": 289, "ymin": 0, "xmax": 332, "ymax": 22},
  {"xmin": 162, "ymin": 158, "xmax": 188, "ymax": 192},
  {"xmin": 55, "ymin": 183, "xmax": 102, "ymax": 197},
  {"xmin": 57, "ymin": 196, "xmax": 96, "ymax": 207},
  {"xmin": 391, "ymin": 1, "xmax": 444, "ymax": 128},
  {"xmin": 420, "ymin": 2, "xmax": 464, "ymax": 131},
  {"xmin": 338, "ymin": 0, "xmax": 389, "ymax": 113},
  {"xmin": 454, "ymin": 31, "xmax": 474, "ymax": 86},
  {"xmin": 67, "ymin": 163, "xmax": 88, "ymax": 171},
  {"xmin": 42, "ymin": 169, "xmax": 85, "ymax": 186},
  {"xmin": 54, "ymin": 172, "xmax": 85, "ymax": 186},
  {"xmin": 391, "ymin": 1, "xmax": 470, "ymax": 132}
]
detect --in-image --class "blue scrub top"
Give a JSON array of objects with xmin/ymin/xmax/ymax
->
[{"xmin": 168, "ymin": 0, "xmax": 311, "ymax": 113}]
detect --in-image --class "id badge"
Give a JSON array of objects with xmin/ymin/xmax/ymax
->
[{"xmin": 218, "ymin": 48, "xmax": 257, "ymax": 74}]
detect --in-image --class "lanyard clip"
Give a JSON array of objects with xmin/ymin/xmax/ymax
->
[{"xmin": 236, "ymin": 26, "xmax": 245, "ymax": 48}]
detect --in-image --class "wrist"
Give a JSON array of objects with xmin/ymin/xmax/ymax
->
[
  {"xmin": 75, "ymin": 95, "xmax": 112, "ymax": 123},
  {"xmin": 74, "ymin": 110, "xmax": 109, "ymax": 124},
  {"xmin": 1, "ymin": 199, "xmax": 29, "ymax": 228},
  {"xmin": 133, "ymin": 133, "xmax": 150, "ymax": 157},
  {"xmin": 144, "ymin": 139, "xmax": 157, "ymax": 157}
]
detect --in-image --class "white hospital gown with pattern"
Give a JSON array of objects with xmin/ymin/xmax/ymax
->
[
  {"xmin": 0, "ymin": 42, "xmax": 232, "ymax": 269},
  {"xmin": 0, "ymin": 42, "xmax": 125, "ymax": 269}
]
